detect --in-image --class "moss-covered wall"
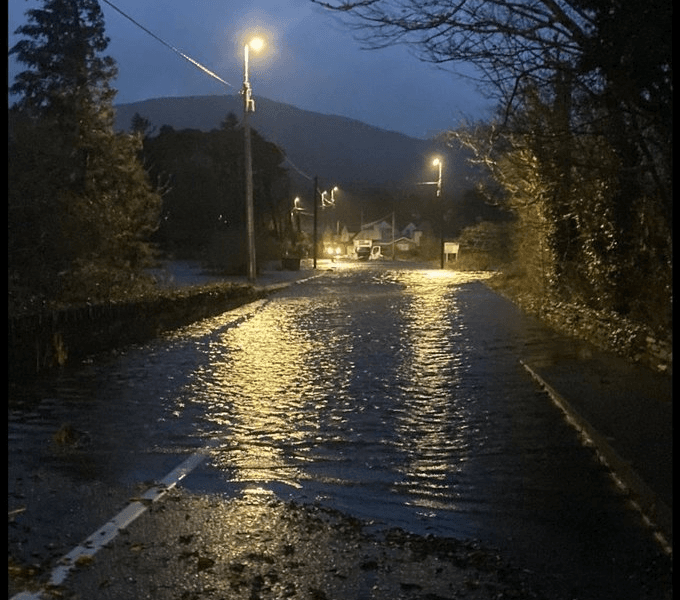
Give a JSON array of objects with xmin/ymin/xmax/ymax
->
[{"xmin": 8, "ymin": 284, "xmax": 265, "ymax": 377}]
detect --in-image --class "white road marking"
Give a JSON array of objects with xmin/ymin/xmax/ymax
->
[{"xmin": 11, "ymin": 449, "xmax": 210, "ymax": 600}]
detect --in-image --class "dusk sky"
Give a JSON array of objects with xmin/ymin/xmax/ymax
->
[{"xmin": 8, "ymin": 0, "xmax": 494, "ymax": 139}]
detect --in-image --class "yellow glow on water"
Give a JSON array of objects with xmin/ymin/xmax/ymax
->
[
  {"xmin": 178, "ymin": 266, "xmax": 494, "ymax": 503},
  {"xmin": 422, "ymin": 269, "xmax": 495, "ymax": 282},
  {"xmin": 392, "ymin": 271, "xmax": 473, "ymax": 504},
  {"xmin": 217, "ymin": 311, "xmax": 309, "ymax": 486},
  {"xmin": 192, "ymin": 301, "xmax": 341, "ymax": 492}
]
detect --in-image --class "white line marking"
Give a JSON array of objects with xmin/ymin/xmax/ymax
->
[
  {"xmin": 520, "ymin": 360, "xmax": 673, "ymax": 556},
  {"xmin": 11, "ymin": 449, "xmax": 211, "ymax": 600}
]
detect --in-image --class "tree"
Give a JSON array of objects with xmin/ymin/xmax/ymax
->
[
  {"xmin": 9, "ymin": 0, "xmax": 162, "ymax": 309},
  {"xmin": 10, "ymin": 0, "xmax": 118, "ymax": 143},
  {"xmin": 315, "ymin": 0, "xmax": 671, "ymax": 328},
  {"xmin": 141, "ymin": 115, "xmax": 290, "ymax": 271},
  {"xmin": 130, "ymin": 112, "xmax": 155, "ymax": 138},
  {"xmin": 313, "ymin": 0, "xmax": 671, "ymax": 206}
]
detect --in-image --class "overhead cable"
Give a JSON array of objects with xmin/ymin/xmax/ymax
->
[{"xmin": 100, "ymin": 0, "xmax": 233, "ymax": 88}]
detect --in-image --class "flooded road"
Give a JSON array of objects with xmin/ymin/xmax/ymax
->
[{"xmin": 8, "ymin": 263, "xmax": 671, "ymax": 599}]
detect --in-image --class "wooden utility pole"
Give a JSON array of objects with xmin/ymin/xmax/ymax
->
[
  {"xmin": 392, "ymin": 211, "xmax": 395, "ymax": 260},
  {"xmin": 313, "ymin": 176, "xmax": 318, "ymax": 269}
]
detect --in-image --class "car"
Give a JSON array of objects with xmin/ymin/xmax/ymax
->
[
  {"xmin": 355, "ymin": 240, "xmax": 372, "ymax": 260},
  {"xmin": 356, "ymin": 245, "xmax": 371, "ymax": 260}
]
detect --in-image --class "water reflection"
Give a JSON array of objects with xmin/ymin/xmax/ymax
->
[
  {"xmin": 9, "ymin": 266, "xmax": 671, "ymax": 600},
  {"xmin": 170, "ymin": 268, "xmax": 498, "ymax": 513},
  {"xmin": 189, "ymin": 301, "xmax": 318, "ymax": 488},
  {"xmin": 392, "ymin": 271, "xmax": 472, "ymax": 512}
]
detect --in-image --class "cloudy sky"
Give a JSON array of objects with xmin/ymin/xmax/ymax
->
[{"xmin": 8, "ymin": 0, "xmax": 494, "ymax": 139}]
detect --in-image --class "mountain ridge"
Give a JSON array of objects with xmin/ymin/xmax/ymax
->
[{"xmin": 114, "ymin": 94, "xmax": 466, "ymax": 190}]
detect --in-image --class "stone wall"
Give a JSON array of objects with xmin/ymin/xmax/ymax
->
[{"xmin": 8, "ymin": 283, "xmax": 265, "ymax": 378}]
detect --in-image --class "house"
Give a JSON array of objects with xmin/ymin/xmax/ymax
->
[
  {"xmin": 354, "ymin": 220, "xmax": 389, "ymax": 243},
  {"xmin": 393, "ymin": 237, "xmax": 419, "ymax": 253},
  {"xmin": 401, "ymin": 222, "xmax": 423, "ymax": 246},
  {"xmin": 322, "ymin": 224, "xmax": 354, "ymax": 256},
  {"xmin": 351, "ymin": 217, "xmax": 425, "ymax": 256}
]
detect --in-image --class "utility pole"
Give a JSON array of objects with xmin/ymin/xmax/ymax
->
[
  {"xmin": 242, "ymin": 41, "xmax": 260, "ymax": 282},
  {"xmin": 433, "ymin": 158, "xmax": 444, "ymax": 269},
  {"xmin": 243, "ymin": 109, "xmax": 256, "ymax": 281},
  {"xmin": 313, "ymin": 176, "xmax": 318, "ymax": 269},
  {"xmin": 391, "ymin": 211, "xmax": 395, "ymax": 260}
]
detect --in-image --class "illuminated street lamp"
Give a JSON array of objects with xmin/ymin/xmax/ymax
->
[
  {"xmin": 242, "ymin": 36, "xmax": 264, "ymax": 281},
  {"xmin": 320, "ymin": 186, "xmax": 339, "ymax": 245},
  {"xmin": 433, "ymin": 158, "xmax": 442, "ymax": 198},
  {"xmin": 290, "ymin": 196, "xmax": 302, "ymax": 232},
  {"xmin": 321, "ymin": 186, "xmax": 338, "ymax": 208},
  {"xmin": 432, "ymin": 158, "xmax": 444, "ymax": 268},
  {"xmin": 330, "ymin": 187, "xmax": 340, "ymax": 236},
  {"xmin": 313, "ymin": 182, "xmax": 339, "ymax": 268}
]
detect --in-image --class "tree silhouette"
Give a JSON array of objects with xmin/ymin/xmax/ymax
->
[
  {"xmin": 142, "ymin": 114, "xmax": 290, "ymax": 271},
  {"xmin": 316, "ymin": 0, "xmax": 671, "ymax": 327},
  {"xmin": 9, "ymin": 0, "xmax": 162, "ymax": 310}
]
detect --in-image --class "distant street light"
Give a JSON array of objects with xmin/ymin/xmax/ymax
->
[
  {"xmin": 433, "ymin": 158, "xmax": 442, "ymax": 198},
  {"xmin": 432, "ymin": 158, "xmax": 444, "ymax": 268},
  {"xmin": 291, "ymin": 196, "xmax": 302, "ymax": 232},
  {"xmin": 313, "ymin": 182, "xmax": 339, "ymax": 268},
  {"xmin": 331, "ymin": 187, "xmax": 340, "ymax": 235},
  {"xmin": 242, "ymin": 36, "xmax": 264, "ymax": 282},
  {"xmin": 320, "ymin": 186, "xmax": 338, "ymax": 208},
  {"xmin": 320, "ymin": 186, "xmax": 339, "ymax": 247}
]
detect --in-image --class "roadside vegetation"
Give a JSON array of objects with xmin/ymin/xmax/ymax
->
[
  {"xmin": 8, "ymin": 0, "xmax": 293, "ymax": 317},
  {"xmin": 8, "ymin": 0, "xmax": 163, "ymax": 314},
  {"xmin": 316, "ymin": 0, "xmax": 671, "ymax": 367}
]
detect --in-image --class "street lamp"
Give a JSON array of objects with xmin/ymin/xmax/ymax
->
[
  {"xmin": 320, "ymin": 186, "xmax": 337, "ymax": 207},
  {"xmin": 242, "ymin": 36, "xmax": 264, "ymax": 282},
  {"xmin": 313, "ymin": 182, "xmax": 339, "ymax": 268},
  {"xmin": 291, "ymin": 196, "xmax": 302, "ymax": 233},
  {"xmin": 432, "ymin": 158, "xmax": 444, "ymax": 268},
  {"xmin": 433, "ymin": 158, "xmax": 442, "ymax": 198},
  {"xmin": 330, "ymin": 187, "xmax": 340, "ymax": 236}
]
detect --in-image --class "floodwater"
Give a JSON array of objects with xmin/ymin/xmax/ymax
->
[{"xmin": 8, "ymin": 263, "xmax": 671, "ymax": 599}]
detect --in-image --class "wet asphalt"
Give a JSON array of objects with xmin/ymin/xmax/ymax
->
[{"xmin": 8, "ymin": 261, "xmax": 672, "ymax": 600}]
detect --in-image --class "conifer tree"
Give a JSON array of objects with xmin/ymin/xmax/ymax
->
[{"xmin": 9, "ymin": 0, "xmax": 162, "ymax": 309}]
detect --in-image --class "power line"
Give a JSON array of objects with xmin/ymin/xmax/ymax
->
[
  {"xmin": 100, "ymin": 0, "xmax": 233, "ymax": 89},
  {"xmin": 101, "ymin": 2, "xmax": 320, "ymax": 184},
  {"xmin": 281, "ymin": 155, "xmax": 313, "ymax": 181}
]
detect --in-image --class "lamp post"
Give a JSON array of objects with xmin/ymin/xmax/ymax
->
[
  {"xmin": 313, "ymin": 176, "xmax": 319, "ymax": 269},
  {"xmin": 331, "ymin": 187, "xmax": 340, "ymax": 236},
  {"xmin": 320, "ymin": 186, "xmax": 338, "ymax": 208},
  {"xmin": 291, "ymin": 196, "xmax": 302, "ymax": 233},
  {"xmin": 320, "ymin": 186, "xmax": 338, "ymax": 254},
  {"xmin": 433, "ymin": 158, "xmax": 444, "ymax": 269},
  {"xmin": 242, "ymin": 37, "xmax": 263, "ymax": 282}
]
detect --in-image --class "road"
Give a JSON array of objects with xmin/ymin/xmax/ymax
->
[{"xmin": 8, "ymin": 262, "xmax": 672, "ymax": 599}]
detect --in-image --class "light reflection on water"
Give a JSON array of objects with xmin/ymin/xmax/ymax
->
[
  {"xmin": 9, "ymin": 266, "xmax": 671, "ymax": 600},
  {"xmin": 393, "ymin": 272, "xmax": 471, "ymax": 512},
  {"xmin": 172, "ymin": 268, "xmax": 497, "ymax": 530},
  {"xmin": 190, "ymin": 301, "xmax": 320, "ymax": 487}
]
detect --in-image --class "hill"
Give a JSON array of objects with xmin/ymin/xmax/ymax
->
[{"xmin": 114, "ymin": 94, "xmax": 469, "ymax": 191}]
